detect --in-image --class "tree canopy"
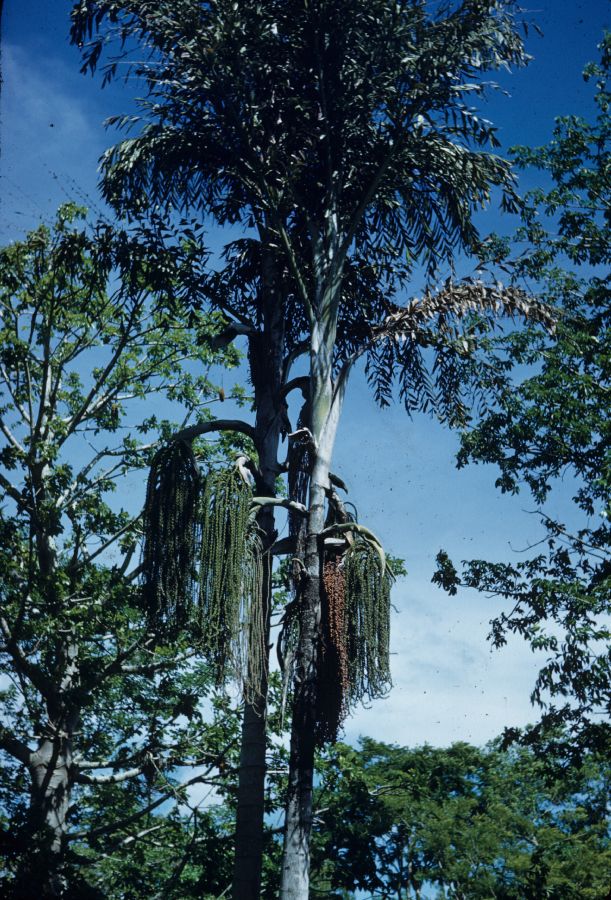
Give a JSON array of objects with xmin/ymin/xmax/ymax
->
[
  {"xmin": 434, "ymin": 33, "xmax": 611, "ymax": 759},
  {"xmin": 69, "ymin": 3, "xmax": 549, "ymax": 894},
  {"xmin": 0, "ymin": 205, "xmax": 243, "ymax": 896},
  {"xmin": 311, "ymin": 737, "xmax": 611, "ymax": 898}
]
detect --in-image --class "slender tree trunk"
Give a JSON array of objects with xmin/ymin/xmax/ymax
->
[
  {"xmin": 13, "ymin": 486, "xmax": 79, "ymax": 899},
  {"xmin": 278, "ymin": 465, "xmax": 328, "ymax": 898},
  {"xmin": 278, "ymin": 526, "xmax": 323, "ymax": 897},
  {"xmin": 231, "ymin": 267, "xmax": 285, "ymax": 899},
  {"xmin": 231, "ymin": 500, "xmax": 274, "ymax": 899},
  {"xmin": 280, "ymin": 312, "xmax": 343, "ymax": 898}
]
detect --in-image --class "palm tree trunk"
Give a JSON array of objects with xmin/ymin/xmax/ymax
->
[
  {"xmin": 278, "ymin": 527, "xmax": 323, "ymax": 898},
  {"xmin": 231, "ymin": 262, "xmax": 285, "ymax": 899},
  {"xmin": 280, "ymin": 309, "xmax": 343, "ymax": 898}
]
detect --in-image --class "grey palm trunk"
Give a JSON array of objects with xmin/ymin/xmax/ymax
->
[
  {"xmin": 231, "ymin": 265, "xmax": 286, "ymax": 899},
  {"xmin": 280, "ymin": 284, "xmax": 346, "ymax": 898}
]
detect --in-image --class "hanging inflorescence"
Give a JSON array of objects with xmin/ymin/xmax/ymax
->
[
  {"xmin": 141, "ymin": 440, "xmax": 201, "ymax": 634},
  {"xmin": 316, "ymin": 535, "xmax": 393, "ymax": 744},
  {"xmin": 344, "ymin": 537, "xmax": 393, "ymax": 705},
  {"xmin": 142, "ymin": 442, "xmax": 393, "ymax": 729},
  {"xmin": 317, "ymin": 554, "xmax": 349, "ymax": 744},
  {"xmin": 141, "ymin": 444, "xmax": 266, "ymax": 696},
  {"xmin": 198, "ymin": 466, "xmax": 266, "ymax": 693}
]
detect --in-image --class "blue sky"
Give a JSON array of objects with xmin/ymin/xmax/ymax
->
[{"xmin": 1, "ymin": 0, "xmax": 609, "ymax": 749}]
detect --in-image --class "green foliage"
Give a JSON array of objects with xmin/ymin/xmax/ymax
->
[
  {"xmin": 0, "ymin": 206, "xmax": 242, "ymax": 893},
  {"xmin": 311, "ymin": 738, "xmax": 611, "ymax": 898},
  {"xmin": 71, "ymin": 0, "xmax": 533, "ymax": 424},
  {"xmin": 435, "ymin": 34, "xmax": 611, "ymax": 755}
]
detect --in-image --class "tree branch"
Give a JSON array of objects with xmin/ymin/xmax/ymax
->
[
  {"xmin": 0, "ymin": 471, "xmax": 26, "ymax": 508},
  {"xmin": 68, "ymin": 737, "xmax": 238, "ymax": 843},
  {"xmin": 119, "ymin": 650, "xmax": 196, "ymax": 676},
  {"xmin": 282, "ymin": 340, "xmax": 309, "ymax": 383},
  {"xmin": 279, "ymin": 376, "xmax": 310, "ymax": 401},
  {"xmin": 0, "ymin": 413, "xmax": 26, "ymax": 455},
  {"xmin": 75, "ymin": 766, "xmax": 144, "ymax": 785},
  {"xmin": 272, "ymin": 536, "xmax": 298, "ymax": 557},
  {"xmin": 172, "ymin": 418, "xmax": 256, "ymax": 443},
  {"xmin": 251, "ymin": 496, "xmax": 308, "ymax": 516},
  {"xmin": 74, "ymin": 514, "xmax": 142, "ymax": 572},
  {"xmin": 62, "ymin": 300, "xmax": 143, "ymax": 441},
  {"xmin": 208, "ymin": 320, "xmax": 258, "ymax": 350},
  {"xmin": 0, "ymin": 616, "xmax": 54, "ymax": 702},
  {"xmin": 0, "ymin": 726, "xmax": 32, "ymax": 765}
]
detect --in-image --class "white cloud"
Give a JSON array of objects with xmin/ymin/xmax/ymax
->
[{"xmin": 344, "ymin": 583, "xmax": 542, "ymax": 748}]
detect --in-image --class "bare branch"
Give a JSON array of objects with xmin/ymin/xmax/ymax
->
[
  {"xmin": 119, "ymin": 650, "xmax": 196, "ymax": 676},
  {"xmin": 0, "ymin": 471, "xmax": 26, "ymax": 508},
  {"xmin": 0, "ymin": 363, "xmax": 32, "ymax": 431},
  {"xmin": 75, "ymin": 514, "xmax": 142, "ymax": 571},
  {"xmin": 114, "ymin": 822, "xmax": 165, "ymax": 848},
  {"xmin": 172, "ymin": 418, "xmax": 255, "ymax": 443},
  {"xmin": 75, "ymin": 766, "xmax": 144, "ymax": 785},
  {"xmin": 272, "ymin": 536, "xmax": 298, "ymax": 557},
  {"xmin": 282, "ymin": 340, "xmax": 309, "ymax": 383},
  {"xmin": 209, "ymin": 320, "xmax": 258, "ymax": 350},
  {"xmin": 279, "ymin": 376, "xmax": 310, "ymax": 401},
  {"xmin": 0, "ymin": 413, "xmax": 26, "ymax": 455},
  {"xmin": 251, "ymin": 496, "xmax": 308, "ymax": 516}
]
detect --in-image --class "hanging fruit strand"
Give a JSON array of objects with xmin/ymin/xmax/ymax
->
[
  {"xmin": 235, "ymin": 529, "xmax": 269, "ymax": 706},
  {"xmin": 198, "ymin": 465, "xmax": 265, "ymax": 692},
  {"xmin": 344, "ymin": 537, "xmax": 393, "ymax": 706},
  {"xmin": 316, "ymin": 555, "xmax": 349, "ymax": 745},
  {"xmin": 141, "ymin": 440, "xmax": 201, "ymax": 635}
]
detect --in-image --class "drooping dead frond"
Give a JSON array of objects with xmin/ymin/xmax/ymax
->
[
  {"xmin": 375, "ymin": 278, "xmax": 555, "ymax": 340},
  {"xmin": 366, "ymin": 279, "xmax": 555, "ymax": 422},
  {"xmin": 377, "ymin": 278, "xmax": 554, "ymax": 346},
  {"xmin": 141, "ymin": 440, "xmax": 200, "ymax": 635}
]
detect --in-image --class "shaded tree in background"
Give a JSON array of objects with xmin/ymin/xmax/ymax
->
[
  {"xmin": 70, "ymin": 2, "xmax": 548, "ymax": 894},
  {"xmin": 434, "ymin": 33, "xmax": 611, "ymax": 760},
  {"xmin": 0, "ymin": 206, "xmax": 243, "ymax": 897},
  {"xmin": 310, "ymin": 737, "xmax": 611, "ymax": 898}
]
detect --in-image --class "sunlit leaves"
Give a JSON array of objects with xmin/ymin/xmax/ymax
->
[{"xmin": 438, "ymin": 35, "xmax": 611, "ymax": 757}]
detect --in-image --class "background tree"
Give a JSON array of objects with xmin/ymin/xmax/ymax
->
[
  {"xmin": 0, "ymin": 205, "xmax": 242, "ymax": 897},
  {"xmin": 310, "ymin": 737, "xmax": 611, "ymax": 898},
  {"xmin": 434, "ymin": 33, "xmax": 610, "ymax": 760},
  {"xmin": 70, "ymin": 2, "xmax": 547, "ymax": 894}
]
